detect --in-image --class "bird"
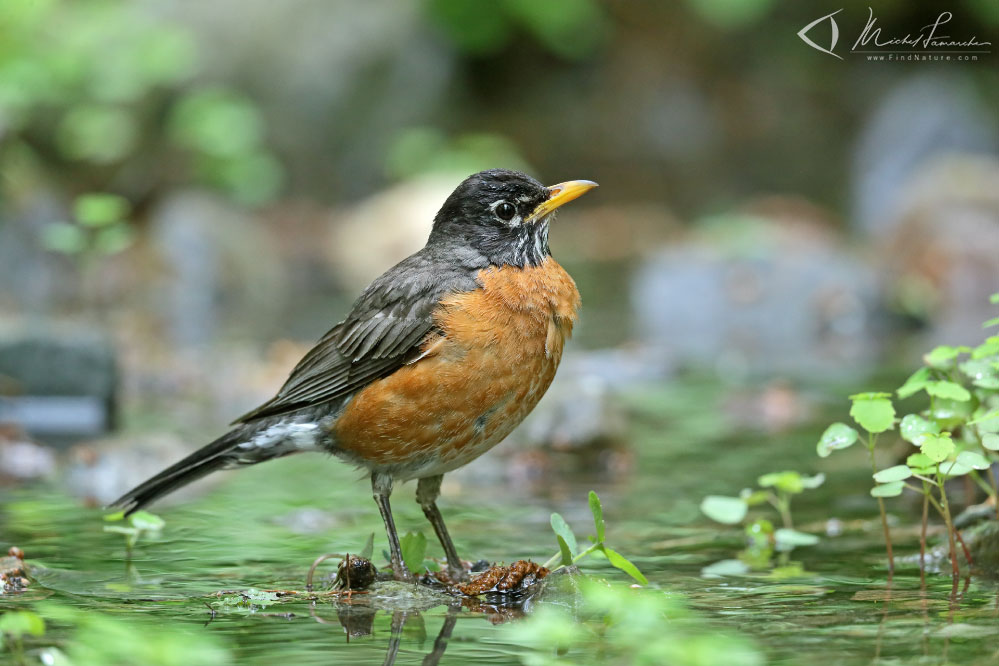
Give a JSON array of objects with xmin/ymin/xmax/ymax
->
[{"xmin": 110, "ymin": 169, "xmax": 597, "ymax": 581}]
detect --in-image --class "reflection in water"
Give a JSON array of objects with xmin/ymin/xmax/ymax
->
[{"xmin": 309, "ymin": 599, "xmax": 462, "ymax": 666}]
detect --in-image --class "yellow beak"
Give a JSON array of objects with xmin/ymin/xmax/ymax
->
[{"xmin": 526, "ymin": 179, "xmax": 598, "ymax": 223}]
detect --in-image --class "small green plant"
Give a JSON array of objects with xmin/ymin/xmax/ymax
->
[
  {"xmin": 542, "ymin": 491, "xmax": 647, "ymax": 585},
  {"xmin": 0, "ymin": 610, "xmax": 45, "ymax": 665},
  {"xmin": 817, "ymin": 295, "xmax": 999, "ymax": 577},
  {"xmin": 505, "ymin": 578, "xmax": 762, "ymax": 666},
  {"xmin": 103, "ymin": 510, "xmax": 165, "ymax": 559},
  {"xmin": 700, "ymin": 471, "xmax": 823, "ymax": 575}
]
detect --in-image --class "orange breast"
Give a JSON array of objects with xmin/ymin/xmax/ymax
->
[{"xmin": 331, "ymin": 257, "xmax": 580, "ymax": 478}]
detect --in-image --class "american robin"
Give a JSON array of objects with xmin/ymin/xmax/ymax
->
[{"xmin": 111, "ymin": 169, "xmax": 597, "ymax": 581}]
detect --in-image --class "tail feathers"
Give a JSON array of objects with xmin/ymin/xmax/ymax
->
[{"xmin": 109, "ymin": 429, "xmax": 244, "ymax": 516}]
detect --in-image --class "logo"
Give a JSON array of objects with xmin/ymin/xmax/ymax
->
[
  {"xmin": 797, "ymin": 9, "xmax": 844, "ymax": 60},
  {"xmin": 797, "ymin": 7, "xmax": 991, "ymax": 61}
]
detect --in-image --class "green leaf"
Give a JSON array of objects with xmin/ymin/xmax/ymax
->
[
  {"xmin": 601, "ymin": 545, "xmax": 648, "ymax": 585},
  {"xmin": 897, "ymin": 367, "xmax": 931, "ymax": 399},
  {"xmin": 871, "ymin": 481, "xmax": 905, "ymax": 497},
  {"xmin": 758, "ymin": 471, "xmax": 804, "ymax": 494},
  {"xmin": 873, "ymin": 465, "xmax": 912, "ymax": 483},
  {"xmin": 983, "ymin": 433, "xmax": 999, "ymax": 451},
  {"xmin": 700, "ymin": 495, "xmax": 748, "ymax": 524},
  {"xmin": 588, "ymin": 490, "xmax": 605, "ymax": 543},
  {"xmin": 774, "ymin": 528, "xmax": 819, "ymax": 548},
  {"xmin": 849, "ymin": 394, "xmax": 896, "ymax": 433},
  {"xmin": 555, "ymin": 535, "xmax": 573, "ymax": 566},
  {"xmin": 129, "ymin": 510, "xmax": 164, "ymax": 531},
  {"xmin": 816, "ymin": 422, "xmax": 859, "ymax": 457},
  {"xmin": 701, "ymin": 558, "xmax": 750, "ymax": 578},
  {"xmin": 939, "ymin": 460, "xmax": 974, "ymax": 477},
  {"xmin": 924, "ymin": 345, "xmax": 966, "ymax": 369},
  {"xmin": 103, "ymin": 511, "xmax": 126, "ymax": 522},
  {"xmin": 969, "ymin": 409, "xmax": 999, "ymax": 433},
  {"xmin": 359, "ymin": 532, "xmax": 375, "ymax": 560},
  {"xmin": 739, "ymin": 488, "xmax": 770, "ymax": 506},
  {"xmin": 984, "ymin": 316, "xmax": 999, "ymax": 329},
  {"xmin": 800, "ymin": 473, "xmax": 825, "ymax": 489},
  {"xmin": 74, "ymin": 193, "xmax": 131, "ymax": 227},
  {"xmin": 399, "ymin": 531, "xmax": 427, "ymax": 575},
  {"xmin": 0, "ymin": 611, "xmax": 45, "ymax": 638},
  {"xmin": 925, "ymin": 380, "xmax": 971, "ymax": 402},
  {"xmin": 920, "ymin": 432, "xmax": 955, "ymax": 463},
  {"xmin": 959, "ymin": 358, "xmax": 999, "ymax": 389},
  {"xmin": 899, "ymin": 414, "xmax": 940, "ymax": 444},
  {"xmin": 991, "ymin": 293, "xmax": 999, "ymax": 304},
  {"xmin": 42, "ymin": 222, "xmax": 87, "ymax": 254},
  {"xmin": 906, "ymin": 452, "xmax": 934, "ymax": 468},
  {"xmin": 954, "ymin": 450, "xmax": 991, "ymax": 470},
  {"xmin": 550, "ymin": 512, "xmax": 578, "ymax": 556}
]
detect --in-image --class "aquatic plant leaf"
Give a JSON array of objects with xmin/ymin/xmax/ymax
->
[
  {"xmin": 740, "ymin": 488, "xmax": 770, "ymax": 506},
  {"xmin": 920, "ymin": 433, "xmax": 954, "ymax": 463},
  {"xmin": 897, "ymin": 367, "xmax": 931, "ymax": 399},
  {"xmin": 870, "ymin": 481, "xmax": 905, "ymax": 497},
  {"xmin": 129, "ymin": 511, "xmax": 164, "ymax": 531},
  {"xmin": 959, "ymin": 358, "xmax": 999, "ymax": 389},
  {"xmin": 939, "ymin": 461, "xmax": 973, "ymax": 477},
  {"xmin": 74, "ymin": 193, "xmax": 130, "ymax": 227},
  {"xmin": 701, "ymin": 558, "xmax": 750, "ymax": 578},
  {"xmin": 982, "ymin": 433, "xmax": 999, "ymax": 451},
  {"xmin": 969, "ymin": 409, "xmax": 999, "ymax": 433},
  {"xmin": 550, "ymin": 512, "xmax": 578, "ymax": 556},
  {"xmin": 954, "ymin": 450, "xmax": 991, "ymax": 470},
  {"xmin": 588, "ymin": 490, "xmax": 605, "ymax": 543},
  {"xmin": 399, "ymin": 531, "xmax": 427, "ymax": 575},
  {"xmin": 906, "ymin": 452, "xmax": 934, "ymax": 469},
  {"xmin": 556, "ymin": 535, "xmax": 573, "ymax": 566},
  {"xmin": 0, "ymin": 611, "xmax": 45, "ymax": 638},
  {"xmin": 899, "ymin": 414, "xmax": 939, "ymax": 444},
  {"xmin": 816, "ymin": 422, "xmax": 858, "ymax": 457},
  {"xmin": 800, "ymin": 473, "xmax": 825, "ymax": 489},
  {"xmin": 849, "ymin": 394, "xmax": 895, "ymax": 433},
  {"xmin": 700, "ymin": 495, "xmax": 747, "ymax": 524},
  {"xmin": 774, "ymin": 528, "xmax": 819, "ymax": 548},
  {"xmin": 925, "ymin": 381, "xmax": 971, "ymax": 402},
  {"xmin": 873, "ymin": 465, "xmax": 912, "ymax": 483},
  {"xmin": 923, "ymin": 345, "xmax": 967, "ymax": 369},
  {"xmin": 984, "ymin": 317, "xmax": 999, "ymax": 329},
  {"xmin": 601, "ymin": 545, "xmax": 647, "ymax": 585}
]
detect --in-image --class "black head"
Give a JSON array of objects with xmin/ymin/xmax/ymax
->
[{"xmin": 428, "ymin": 169, "xmax": 597, "ymax": 268}]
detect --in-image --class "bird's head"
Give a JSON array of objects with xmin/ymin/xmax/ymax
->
[{"xmin": 429, "ymin": 169, "xmax": 597, "ymax": 267}]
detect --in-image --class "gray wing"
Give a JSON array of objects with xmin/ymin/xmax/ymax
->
[{"xmin": 233, "ymin": 250, "xmax": 480, "ymax": 424}]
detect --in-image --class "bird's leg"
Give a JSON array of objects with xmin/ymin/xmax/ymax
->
[
  {"xmin": 372, "ymin": 472, "xmax": 412, "ymax": 582},
  {"xmin": 416, "ymin": 475, "xmax": 466, "ymax": 580}
]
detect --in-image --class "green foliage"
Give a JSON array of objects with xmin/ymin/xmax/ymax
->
[
  {"xmin": 103, "ymin": 510, "xmax": 164, "ymax": 557},
  {"xmin": 700, "ymin": 471, "xmax": 823, "ymax": 573},
  {"xmin": 505, "ymin": 579, "xmax": 762, "ymax": 666},
  {"xmin": 544, "ymin": 491, "xmax": 647, "ymax": 585},
  {"xmin": 818, "ymin": 299, "xmax": 999, "ymax": 576},
  {"xmin": 425, "ymin": 0, "xmax": 610, "ymax": 60},
  {"xmin": 43, "ymin": 192, "xmax": 134, "ymax": 262},
  {"xmin": 0, "ymin": 0, "xmax": 283, "ymax": 215},
  {"xmin": 0, "ymin": 610, "xmax": 45, "ymax": 655},
  {"xmin": 816, "ymin": 422, "xmax": 859, "ymax": 457},
  {"xmin": 31, "ymin": 605, "xmax": 230, "ymax": 665},
  {"xmin": 386, "ymin": 127, "xmax": 530, "ymax": 181}
]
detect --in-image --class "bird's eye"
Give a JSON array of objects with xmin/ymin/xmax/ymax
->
[{"xmin": 495, "ymin": 201, "xmax": 517, "ymax": 221}]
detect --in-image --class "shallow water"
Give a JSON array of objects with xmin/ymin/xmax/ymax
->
[{"xmin": 3, "ymin": 378, "xmax": 998, "ymax": 665}]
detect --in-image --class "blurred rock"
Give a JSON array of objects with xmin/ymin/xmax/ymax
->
[
  {"xmin": 64, "ymin": 433, "xmax": 205, "ymax": 507},
  {"xmin": 879, "ymin": 154, "xmax": 999, "ymax": 345},
  {"xmin": 852, "ymin": 74, "xmax": 998, "ymax": 239},
  {"xmin": 0, "ymin": 330, "xmax": 117, "ymax": 443},
  {"xmin": 630, "ymin": 209, "xmax": 880, "ymax": 380},
  {"xmin": 326, "ymin": 175, "xmax": 451, "ymax": 292},
  {"xmin": 147, "ymin": 191, "xmax": 287, "ymax": 350}
]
